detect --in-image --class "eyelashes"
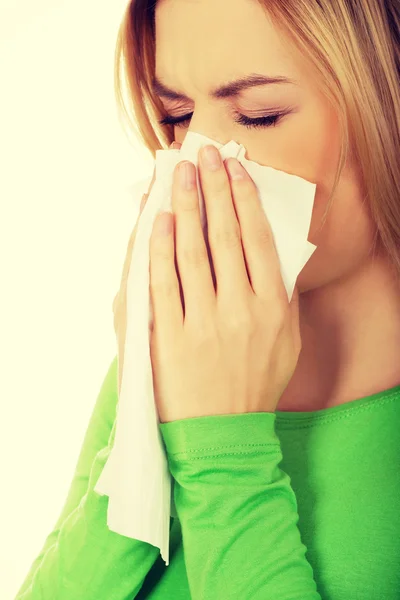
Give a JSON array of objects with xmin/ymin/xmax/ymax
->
[
  {"xmin": 158, "ymin": 108, "xmax": 292, "ymax": 130},
  {"xmin": 234, "ymin": 112, "xmax": 286, "ymax": 129}
]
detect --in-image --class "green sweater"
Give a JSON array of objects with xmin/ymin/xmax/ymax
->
[{"xmin": 15, "ymin": 355, "xmax": 400, "ymax": 599}]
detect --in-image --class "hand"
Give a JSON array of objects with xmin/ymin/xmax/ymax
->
[
  {"xmin": 113, "ymin": 141, "xmax": 182, "ymax": 395},
  {"xmin": 149, "ymin": 145, "xmax": 301, "ymax": 424}
]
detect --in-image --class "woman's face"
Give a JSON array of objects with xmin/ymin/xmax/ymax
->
[{"xmin": 154, "ymin": 0, "xmax": 378, "ymax": 293}]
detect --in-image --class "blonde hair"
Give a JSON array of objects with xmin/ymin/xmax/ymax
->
[{"xmin": 114, "ymin": 0, "xmax": 400, "ymax": 279}]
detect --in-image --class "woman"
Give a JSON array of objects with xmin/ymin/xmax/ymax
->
[{"xmin": 16, "ymin": 0, "xmax": 400, "ymax": 598}]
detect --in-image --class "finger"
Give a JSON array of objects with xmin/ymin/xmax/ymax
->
[
  {"xmin": 224, "ymin": 157, "xmax": 285, "ymax": 301},
  {"xmin": 198, "ymin": 146, "xmax": 251, "ymax": 301},
  {"xmin": 149, "ymin": 211, "xmax": 183, "ymax": 343},
  {"xmin": 172, "ymin": 160, "xmax": 216, "ymax": 325}
]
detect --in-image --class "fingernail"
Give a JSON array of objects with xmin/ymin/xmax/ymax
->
[
  {"xmin": 179, "ymin": 161, "xmax": 196, "ymax": 190},
  {"xmin": 201, "ymin": 145, "xmax": 221, "ymax": 170},
  {"xmin": 170, "ymin": 142, "xmax": 180, "ymax": 149},
  {"xmin": 225, "ymin": 158, "xmax": 246, "ymax": 181}
]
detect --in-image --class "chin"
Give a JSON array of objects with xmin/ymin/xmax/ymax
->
[{"xmin": 294, "ymin": 250, "xmax": 328, "ymax": 294}]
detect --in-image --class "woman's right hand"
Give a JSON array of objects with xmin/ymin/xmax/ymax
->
[{"xmin": 113, "ymin": 141, "xmax": 182, "ymax": 395}]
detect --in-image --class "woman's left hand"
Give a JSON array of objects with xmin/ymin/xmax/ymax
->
[{"xmin": 149, "ymin": 144, "xmax": 301, "ymax": 424}]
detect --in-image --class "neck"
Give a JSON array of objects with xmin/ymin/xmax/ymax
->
[{"xmin": 277, "ymin": 253, "xmax": 400, "ymax": 412}]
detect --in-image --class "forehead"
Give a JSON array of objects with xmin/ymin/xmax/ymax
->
[{"xmin": 155, "ymin": 0, "xmax": 303, "ymax": 96}]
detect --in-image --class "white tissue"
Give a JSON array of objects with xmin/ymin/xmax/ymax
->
[{"xmin": 94, "ymin": 131, "xmax": 317, "ymax": 566}]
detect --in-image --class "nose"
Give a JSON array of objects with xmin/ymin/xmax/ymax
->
[
  {"xmin": 173, "ymin": 106, "xmax": 236, "ymax": 147},
  {"xmin": 176, "ymin": 128, "xmax": 233, "ymax": 148}
]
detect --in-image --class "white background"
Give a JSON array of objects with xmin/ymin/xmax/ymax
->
[{"xmin": 0, "ymin": 1, "xmax": 155, "ymax": 597}]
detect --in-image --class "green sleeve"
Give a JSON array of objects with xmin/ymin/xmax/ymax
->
[
  {"xmin": 159, "ymin": 412, "xmax": 322, "ymax": 600},
  {"xmin": 15, "ymin": 355, "xmax": 164, "ymax": 600}
]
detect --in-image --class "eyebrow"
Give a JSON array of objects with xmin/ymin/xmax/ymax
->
[{"xmin": 152, "ymin": 72, "xmax": 298, "ymax": 101}]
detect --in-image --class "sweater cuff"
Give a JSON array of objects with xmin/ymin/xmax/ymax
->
[{"xmin": 159, "ymin": 411, "xmax": 280, "ymax": 458}]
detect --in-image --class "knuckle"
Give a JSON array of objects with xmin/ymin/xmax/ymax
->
[
  {"xmin": 272, "ymin": 300, "xmax": 288, "ymax": 332},
  {"xmin": 151, "ymin": 244, "xmax": 171, "ymax": 261},
  {"xmin": 212, "ymin": 175, "xmax": 227, "ymax": 194},
  {"xmin": 150, "ymin": 278, "xmax": 176, "ymax": 298},
  {"xmin": 258, "ymin": 289, "xmax": 288, "ymax": 334},
  {"xmin": 190, "ymin": 321, "xmax": 215, "ymax": 345},
  {"xmin": 179, "ymin": 199, "xmax": 199, "ymax": 214},
  {"xmin": 276, "ymin": 282, "xmax": 290, "ymax": 311},
  {"xmin": 181, "ymin": 244, "xmax": 209, "ymax": 268},
  {"xmin": 211, "ymin": 225, "xmax": 242, "ymax": 250},
  {"xmin": 224, "ymin": 308, "xmax": 255, "ymax": 334},
  {"xmin": 253, "ymin": 224, "xmax": 273, "ymax": 248}
]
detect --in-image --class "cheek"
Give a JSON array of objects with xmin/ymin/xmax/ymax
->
[
  {"xmin": 297, "ymin": 166, "xmax": 377, "ymax": 293},
  {"xmin": 243, "ymin": 104, "xmax": 375, "ymax": 292},
  {"xmin": 290, "ymin": 100, "xmax": 376, "ymax": 292}
]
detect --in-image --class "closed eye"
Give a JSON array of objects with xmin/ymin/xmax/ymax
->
[{"xmin": 158, "ymin": 108, "xmax": 293, "ymax": 130}]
